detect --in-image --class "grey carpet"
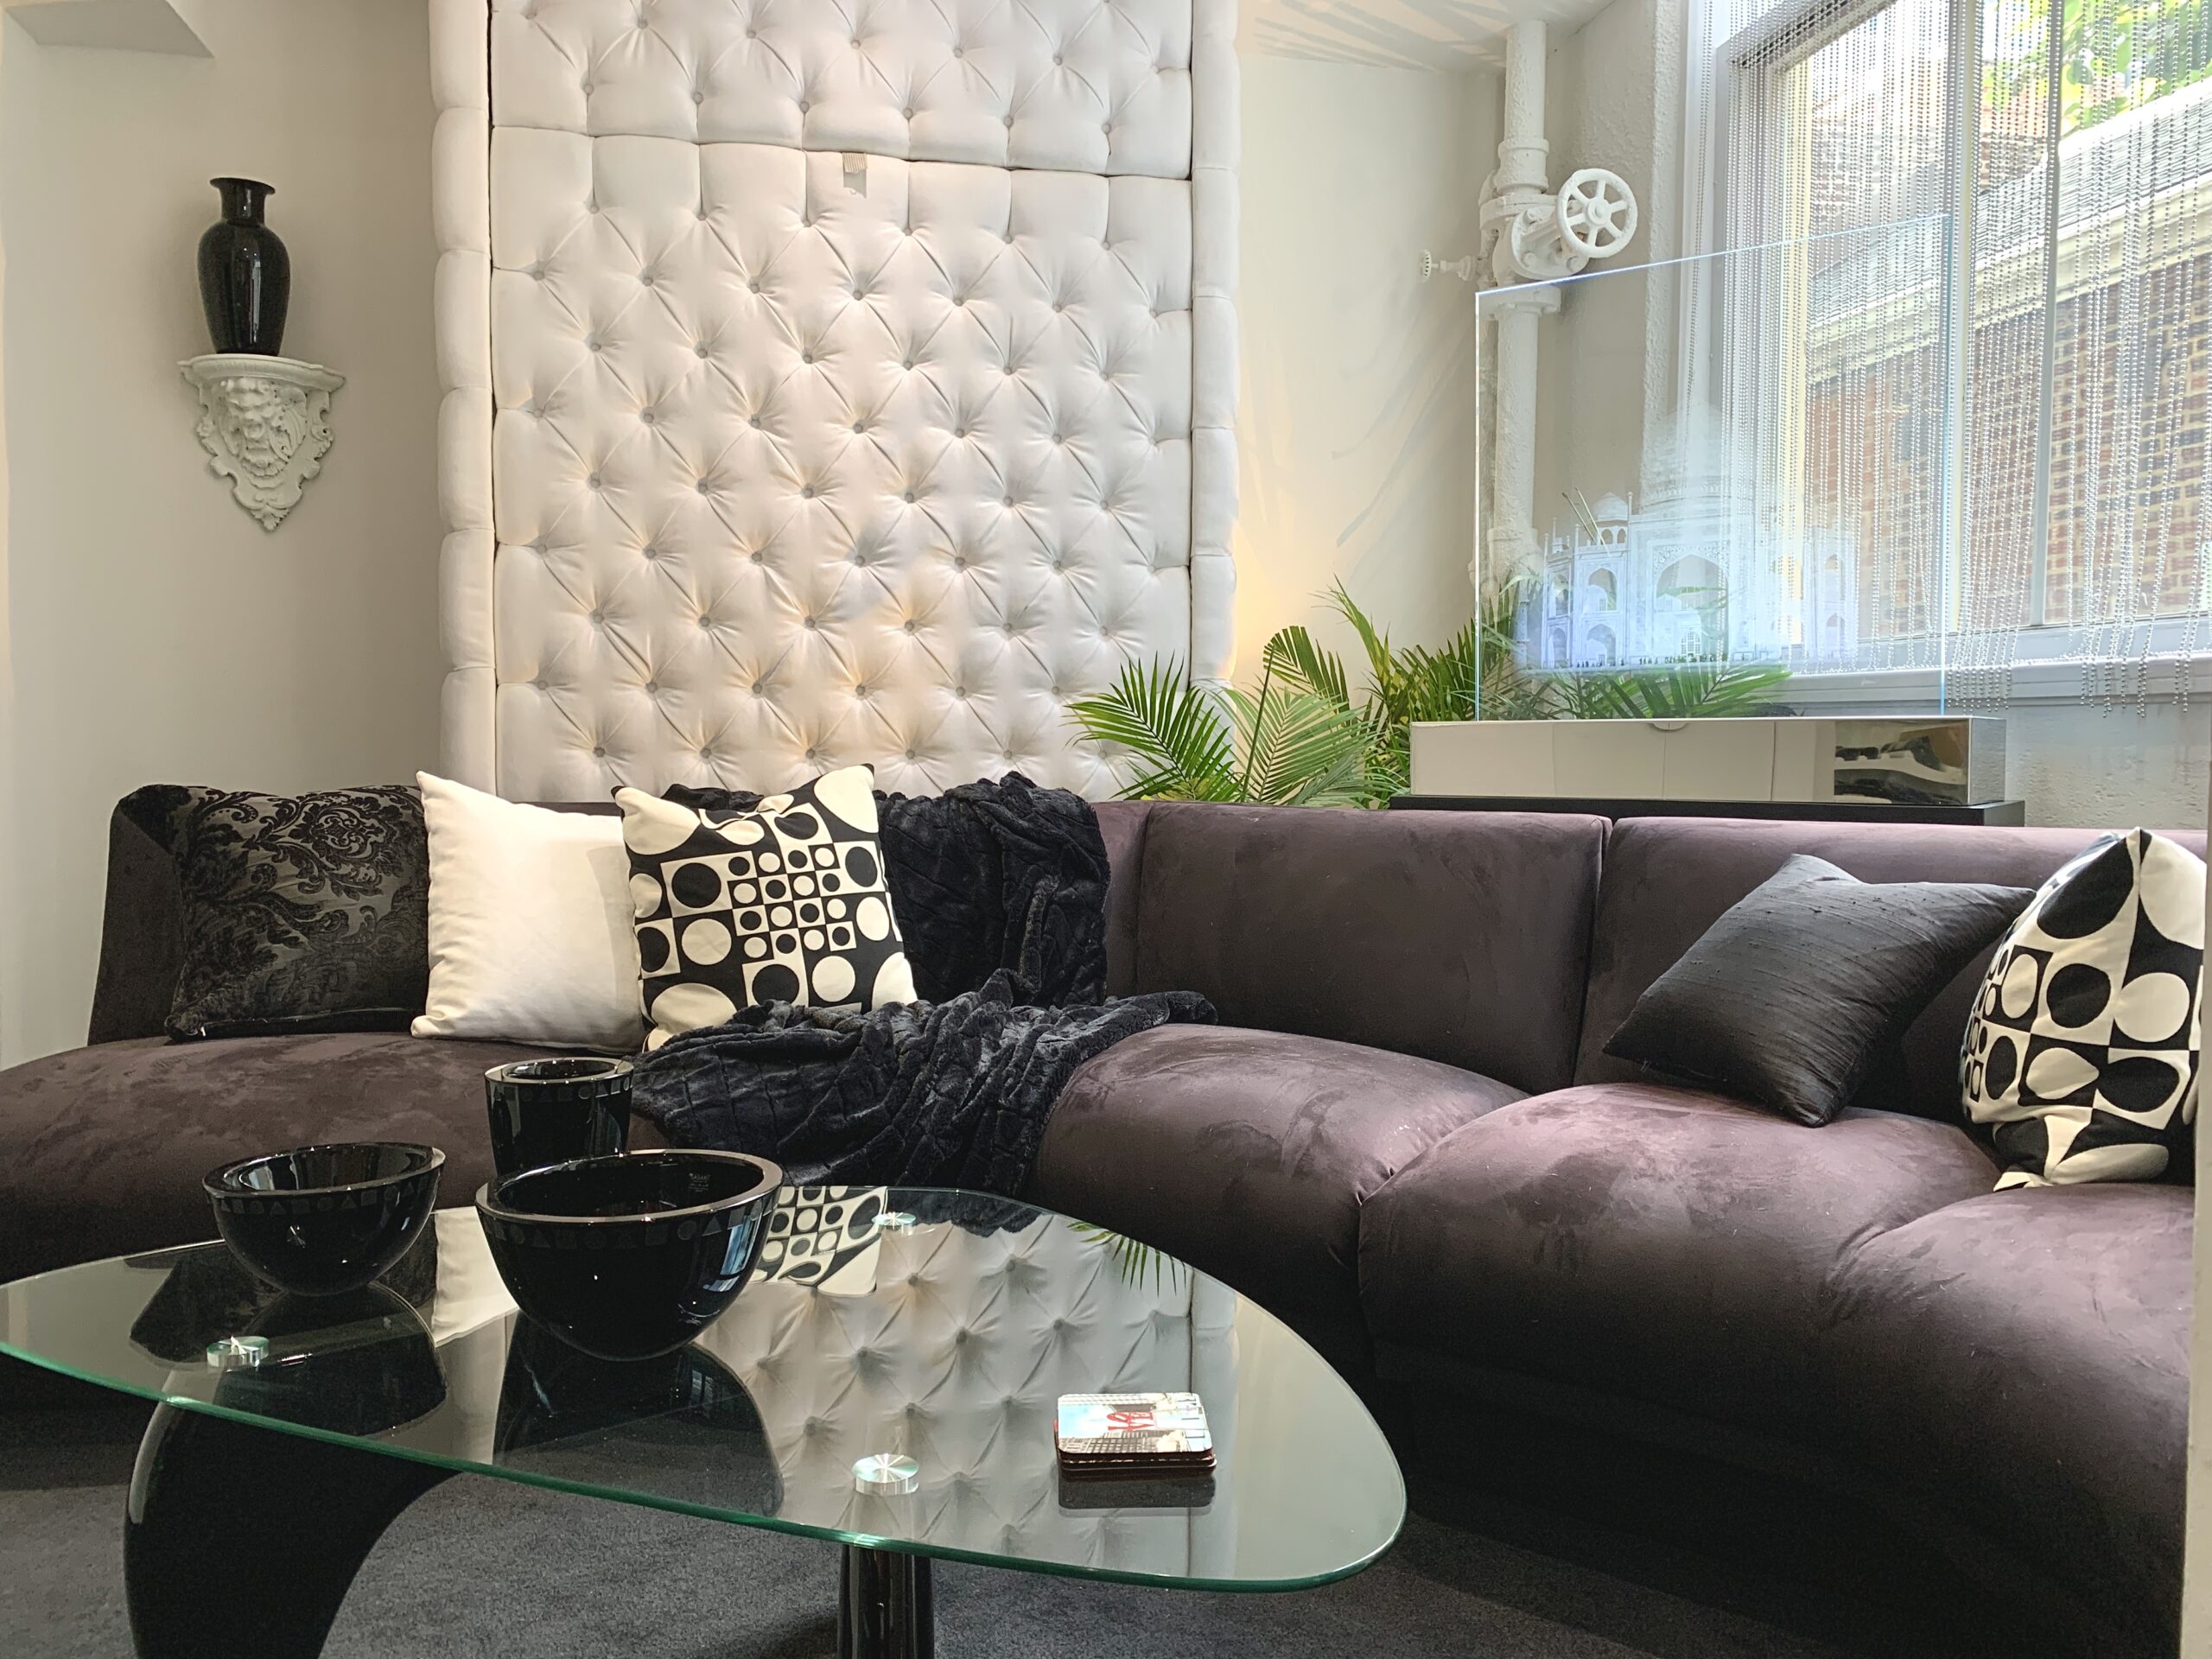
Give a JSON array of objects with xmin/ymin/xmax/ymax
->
[{"xmin": 0, "ymin": 1405, "xmax": 1852, "ymax": 1659}]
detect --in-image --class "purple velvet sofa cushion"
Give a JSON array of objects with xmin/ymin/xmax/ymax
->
[
  {"xmin": 1573, "ymin": 817, "xmax": 2209, "ymax": 1122},
  {"xmin": 1821, "ymin": 1183, "xmax": 2191, "ymax": 1656},
  {"xmin": 0, "ymin": 1031, "xmax": 552, "ymax": 1285},
  {"xmin": 1125, "ymin": 804, "xmax": 1607, "ymax": 1096},
  {"xmin": 1358, "ymin": 1082, "xmax": 1999, "ymax": 1427},
  {"xmin": 1032, "ymin": 1024, "xmax": 1524, "ymax": 1373}
]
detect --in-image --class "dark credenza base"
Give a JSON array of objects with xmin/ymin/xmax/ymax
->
[{"xmin": 1389, "ymin": 795, "xmax": 2030, "ymax": 826}]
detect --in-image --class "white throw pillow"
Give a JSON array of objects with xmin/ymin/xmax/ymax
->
[{"xmin": 412, "ymin": 772, "xmax": 645, "ymax": 1051}]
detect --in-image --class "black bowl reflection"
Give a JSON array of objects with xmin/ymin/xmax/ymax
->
[
  {"xmin": 212, "ymin": 1285, "xmax": 447, "ymax": 1437},
  {"xmin": 476, "ymin": 1150, "xmax": 781, "ymax": 1362},
  {"xmin": 493, "ymin": 1320, "xmax": 781, "ymax": 1512},
  {"xmin": 205, "ymin": 1143, "xmax": 443, "ymax": 1296},
  {"xmin": 129, "ymin": 1228, "xmax": 438, "ymax": 1365}
]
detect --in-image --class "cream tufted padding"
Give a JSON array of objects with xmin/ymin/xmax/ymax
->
[
  {"xmin": 431, "ymin": 0, "xmax": 1238, "ymax": 800},
  {"xmin": 407, "ymin": 1204, "xmax": 1250, "ymax": 1577},
  {"xmin": 698, "ymin": 1204, "xmax": 1246, "ymax": 1575}
]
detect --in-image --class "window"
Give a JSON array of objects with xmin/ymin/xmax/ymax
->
[{"xmin": 1688, "ymin": 0, "xmax": 2210, "ymax": 684}]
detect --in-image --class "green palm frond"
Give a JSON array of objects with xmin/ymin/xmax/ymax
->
[
  {"xmin": 1325, "ymin": 581, "xmax": 1400, "ymax": 698},
  {"xmin": 1262, "ymin": 624, "xmax": 1352, "ymax": 709},
  {"xmin": 1067, "ymin": 660, "xmax": 1241, "ymax": 801},
  {"xmin": 1226, "ymin": 681, "xmax": 1377, "ymax": 806},
  {"xmin": 1066, "ymin": 1220, "xmax": 1186, "ymax": 1292}
]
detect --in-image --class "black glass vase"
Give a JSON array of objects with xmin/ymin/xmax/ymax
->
[
  {"xmin": 484, "ymin": 1057, "xmax": 633, "ymax": 1179},
  {"xmin": 197, "ymin": 177, "xmax": 289, "ymax": 355}
]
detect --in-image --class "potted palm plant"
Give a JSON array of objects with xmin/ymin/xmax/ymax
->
[{"xmin": 1067, "ymin": 582, "xmax": 1790, "ymax": 807}]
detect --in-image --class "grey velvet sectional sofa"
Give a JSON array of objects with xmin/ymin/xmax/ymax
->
[{"xmin": 0, "ymin": 797, "xmax": 2190, "ymax": 1658}]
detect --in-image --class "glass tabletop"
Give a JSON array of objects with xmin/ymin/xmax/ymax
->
[{"xmin": 0, "ymin": 1187, "xmax": 1403, "ymax": 1592}]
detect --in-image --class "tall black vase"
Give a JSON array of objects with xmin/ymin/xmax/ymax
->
[{"xmin": 197, "ymin": 176, "xmax": 289, "ymax": 356}]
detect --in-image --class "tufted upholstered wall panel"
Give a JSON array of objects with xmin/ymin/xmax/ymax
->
[{"xmin": 431, "ymin": 0, "xmax": 1237, "ymax": 799}]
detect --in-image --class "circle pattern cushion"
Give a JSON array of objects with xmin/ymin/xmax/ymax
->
[
  {"xmin": 1962, "ymin": 828, "xmax": 2204, "ymax": 1187},
  {"xmin": 619, "ymin": 764, "xmax": 917, "ymax": 1046}
]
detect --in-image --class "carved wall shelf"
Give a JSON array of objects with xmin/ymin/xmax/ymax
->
[{"xmin": 180, "ymin": 353, "xmax": 344, "ymax": 531}]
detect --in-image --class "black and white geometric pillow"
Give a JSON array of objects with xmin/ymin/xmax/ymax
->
[
  {"xmin": 1961, "ymin": 829, "xmax": 2203, "ymax": 1188},
  {"xmin": 615, "ymin": 765, "xmax": 917, "ymax": 1049}
]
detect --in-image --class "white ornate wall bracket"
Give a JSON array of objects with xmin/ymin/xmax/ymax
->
[{"xmin": 180, "ymin": 354, "xmax": 344, "ymax": 531}]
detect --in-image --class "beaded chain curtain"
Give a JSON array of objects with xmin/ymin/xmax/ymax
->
[{"xmin": 1672, "ymin": 0, "xmax": 2212, "ymax": 701}]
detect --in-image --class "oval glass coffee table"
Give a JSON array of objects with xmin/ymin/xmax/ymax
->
[{"xmin": 0, "ymin": 1187, "xmax": 1404, "ymax": 1658}]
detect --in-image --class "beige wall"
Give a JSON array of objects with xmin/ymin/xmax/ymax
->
[
  {"xmin": 1531, "ymin": 0, "xmax": 1666, "ymax": 537},
  {"xmin": 1235, "ymin": 53, "xmax": 1499, "ymax": 673},
  {"xmin": 0, "ymin": 0, "xmax": 443, "ymax": 1064}
]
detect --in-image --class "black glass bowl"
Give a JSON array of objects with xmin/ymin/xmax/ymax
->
[
  {"xmin": 204, "ymin": 1143, "xmax": 443, "ymax": 1297},
  {"xmin": 476, "ymin": 1150, "xmax": 781, "ymax": 1362}
]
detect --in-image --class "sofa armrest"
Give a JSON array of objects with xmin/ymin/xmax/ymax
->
[{"xmin": 87, "ymin": 796, "xmax": 183, "ymax": 1044}]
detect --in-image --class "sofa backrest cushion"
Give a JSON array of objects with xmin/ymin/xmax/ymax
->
[
  {"xmin": 1126, "ymin": 804, "xmax": 1609, "ymax": 1095},
  {"xmin": 1574, "ymin": 817, "xmax": 2210, "ymax": 1122}
]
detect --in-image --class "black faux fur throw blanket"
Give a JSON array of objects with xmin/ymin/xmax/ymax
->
[
  {"xmin": 632, "ymin": 972, "xmax": 1211, "ymax": 1192},
  {"xmin": 631, "ymin": 774, "xmax": 1214, "ymax": 1192}
]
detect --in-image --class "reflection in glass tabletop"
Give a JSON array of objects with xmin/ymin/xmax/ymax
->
[{"xmin": 1, "ymin": 1187, "xmax": 1404, "ymax": 1656}]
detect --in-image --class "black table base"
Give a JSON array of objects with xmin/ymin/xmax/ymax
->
[
  {"xmin": 124, "ymin": 1403, "xmax": 936, "ymax": 1659},
  {"xmin": 841, "ymin": 1543, "xmax": 935, "ymax": 1658},
  {"xmin": 125, "ymin": 1403, "xmax": 453, "ymax": 1658}
]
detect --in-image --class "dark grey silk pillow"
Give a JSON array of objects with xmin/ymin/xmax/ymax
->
[
  {"xmin": 1605, "ymin": 854, "xmax": 2031, "ymax": 1126},
  {"xmin": 126, "ymin": 784, "xmax": 431, "ymax": 1040}
]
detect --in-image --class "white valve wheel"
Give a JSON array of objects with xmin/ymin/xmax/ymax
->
[{"xmin": 1555, "ymin": 169, "xmax": 1638, "ymax": 261}]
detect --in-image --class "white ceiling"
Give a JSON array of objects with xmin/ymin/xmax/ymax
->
[{"xmin": 1242, "ymin": 0, "xmax": 1618, "ymax": 69}]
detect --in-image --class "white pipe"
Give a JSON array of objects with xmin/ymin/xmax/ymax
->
[
  {"xmin": 1483, "ymin": 20, "xmax": 1550, "ymax": 594},
  {"xmin": 1497, "ymin": 22, "xmax": 1549, "ymax": 196}
]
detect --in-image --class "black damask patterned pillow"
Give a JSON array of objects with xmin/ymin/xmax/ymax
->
[
  {"xmin": 616, "ymin": 765, "xmax": 917, "ymax": 1049},
  {"xmin": 129, "ymin": 784, "xmax": 431, "ymax": 1040}
]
